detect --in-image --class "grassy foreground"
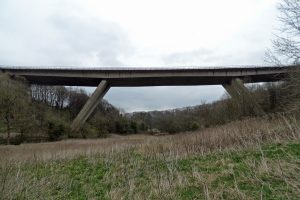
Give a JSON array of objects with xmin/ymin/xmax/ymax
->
[
  {"xmin": 0, "ymin": 140, "xmax": 300, "ymax": 199},
  {"xmin": 1, "ymin": 116, "xmax": 300, "ymax": 199}
]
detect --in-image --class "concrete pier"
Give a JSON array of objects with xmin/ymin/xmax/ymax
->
[
  {"xmin": 223, "ymin": 79, "xmax": 265, "ymax": 116},
  {"xmin": 70, "ymin": 80, "xmax": 110, "ymax": 132}
]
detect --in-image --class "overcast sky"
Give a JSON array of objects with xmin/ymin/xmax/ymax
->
[{"xmin": 0, "ymin": 0, "xmax": 280, "ymax": 112}]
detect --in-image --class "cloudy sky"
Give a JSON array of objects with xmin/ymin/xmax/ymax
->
[{"xmin": 0, "ymin": 0, "xmax": 280, "ymax": 112}]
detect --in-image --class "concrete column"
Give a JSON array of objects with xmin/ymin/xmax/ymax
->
[
  {"xmin": 222, "ymin": 79, "xmax": 265, "ymax": 116},
  {"xmin": 71, "ymin": 80, "xmax": 110, "ymax": 132}
]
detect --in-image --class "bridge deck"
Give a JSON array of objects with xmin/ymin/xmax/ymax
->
[{"xmin": 0, "ymin": 65, "xmax": 297, "ymax": 86}]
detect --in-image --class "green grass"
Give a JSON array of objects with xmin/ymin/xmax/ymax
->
[{"xmin": 1, "ymin": 141, "xmax": 300, "ymax": 199}]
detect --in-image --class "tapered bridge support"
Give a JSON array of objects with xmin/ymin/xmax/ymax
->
[
  {"xmin": 71, "ymin": 80, "xmax": 110, "ymax": 132},
  {"xmin": 222, "ymin": 79, "xmax": 265, "ymax": 116}
]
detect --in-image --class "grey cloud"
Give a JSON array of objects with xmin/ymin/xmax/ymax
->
[
  {"xmin": 49, "ymin": 14, "xmax": 133, "ymax": 66},
  {"xmin": 162, "ymin": 48, "xmax": 267, "ymax": 67},
  {"xmin": 0, "ymin": 0, "xmax": 133, "ymax": 67},
  {"xmin": 163, "ymin": 48, "xmax": 219, "ymax": 66},
  {"xmin": 105, "ymin": 86, "xmax": 225, "ymax": 112},
  {"xmin": 0, "ymin": 0, "xmax": 273, "ymax": 112}
]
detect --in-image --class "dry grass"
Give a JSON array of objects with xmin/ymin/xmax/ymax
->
[
  {"xmin": 0, "ymin": 115, "xmax": 299, "ymax": 163},
  {"xmin": 0, "ymin": 115, "xmax": 300, "ymax": 199},
  {"xmin": 0, "ymin": 134, "xmax": 150, "ymax": 163}
]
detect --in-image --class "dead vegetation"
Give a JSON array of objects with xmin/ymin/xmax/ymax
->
[
  {"xmin": 0, "ymin": 114, "xmax": 300, "ymax": 199},
  {"xmin": 0, "ymin": 114, "xmax": 299, "ymax": 163}
]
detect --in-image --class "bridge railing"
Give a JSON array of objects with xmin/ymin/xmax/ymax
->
[{"xmin": 0, "ymin": 65, "xmax": 291, "ymax": 71}]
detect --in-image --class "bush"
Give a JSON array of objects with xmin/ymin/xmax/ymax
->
[
  {"xmin": 79, "ymin": 124, "xmax": 98, "ymax": 139},
  {"xmin": 114, "ymin": 118, "xmax": 139, "ymax": 134},
  {"xmin": 10, "ymin": 134, "xmax": 27, "ymax": 145},
  {"xmin": 0, "ymin": 137, "xmax": 6, "ymax": 145},
  {"xmin": 0, "ymin": 134, "xmax": 27, "ymax": 145},
  {"xmin": 282, "ymin": 69, "xmax": 300, "ymax": 113},
  {"xmin": 189, "ymin": 122, "xmax": 199, "ymax": 131},
  {"xmin": 47, "ymin": 121, "xmax": 66, "ymax": 141}
]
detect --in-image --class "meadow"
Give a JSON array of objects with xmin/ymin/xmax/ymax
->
[{"xmin": 1, "ymin": 115, "xmax": 300, "ymax": 199}]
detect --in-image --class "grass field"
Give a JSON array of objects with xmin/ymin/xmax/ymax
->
[{"xmin": 1, "ymin": 116, "xmax": 300, "ymax": 199}]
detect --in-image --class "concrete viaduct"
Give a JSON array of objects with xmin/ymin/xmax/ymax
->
[{"xmin": 0, "ymin": 65, "xmax": 297, "ymax": 131}]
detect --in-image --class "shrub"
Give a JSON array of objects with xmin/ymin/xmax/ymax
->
[
  {"xmin": 10, "ymin": 134, "xmax": 27, "ymax": 145},
  {"xmin": 282, "ymin": 69, "xmax": 300, "ymax": 113},
  {"xmin": 47, "ymin": 121, "xmax": 66, "ymax": 141}
]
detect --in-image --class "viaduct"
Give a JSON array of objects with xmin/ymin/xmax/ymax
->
[{"xmin": 0, "ymin": 65, "xmax": 297, "ymax": 131}]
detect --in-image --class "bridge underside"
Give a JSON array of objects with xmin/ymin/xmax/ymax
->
[
  {"xmin": 23, "ymin": 74, "xmax": 285, "ymax": 87},
  {"xmin": 1, "ymin": 65, "xmax": 294, "ymax": 87}
]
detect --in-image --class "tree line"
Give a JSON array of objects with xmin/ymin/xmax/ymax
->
[
  {"xmin": 127, "ymin": 80, "xmax": 298, "ymax": 134},
  {"xmin": 0, "ymin": 75, "xmax": 142, "ymax": 144}
]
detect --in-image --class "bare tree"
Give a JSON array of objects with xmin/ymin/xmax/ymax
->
[
  {"xmin": 31, "ymin": 85, "xmax": 69, "ymax": 108},
  {"xmin": 54, "ymin": 86, "xmax": 68, "ymax": 109},
  {"xmin": 265, "ymin": 0, "xmax": 300, "ymax": 65}
]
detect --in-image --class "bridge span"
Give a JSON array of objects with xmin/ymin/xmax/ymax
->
[
  {"xmin": 0, "ymin": 65, "xmax": 295, "ymax": 86},
  {"xmin": 0, "ymin": 65, "xmax": 297, "ymax": 131}
]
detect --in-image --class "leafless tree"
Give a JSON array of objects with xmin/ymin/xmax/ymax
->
[
  {"xmin": 31, "ymin": 85, "xmax": 69, "ymax": 109},
  {"xmin": 54, "ymin": 86, "xmax": 68, "ymax": 109},
  {"xmin": 265, "ymin": 0, "xmax": 300, "ymax": 65}
]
